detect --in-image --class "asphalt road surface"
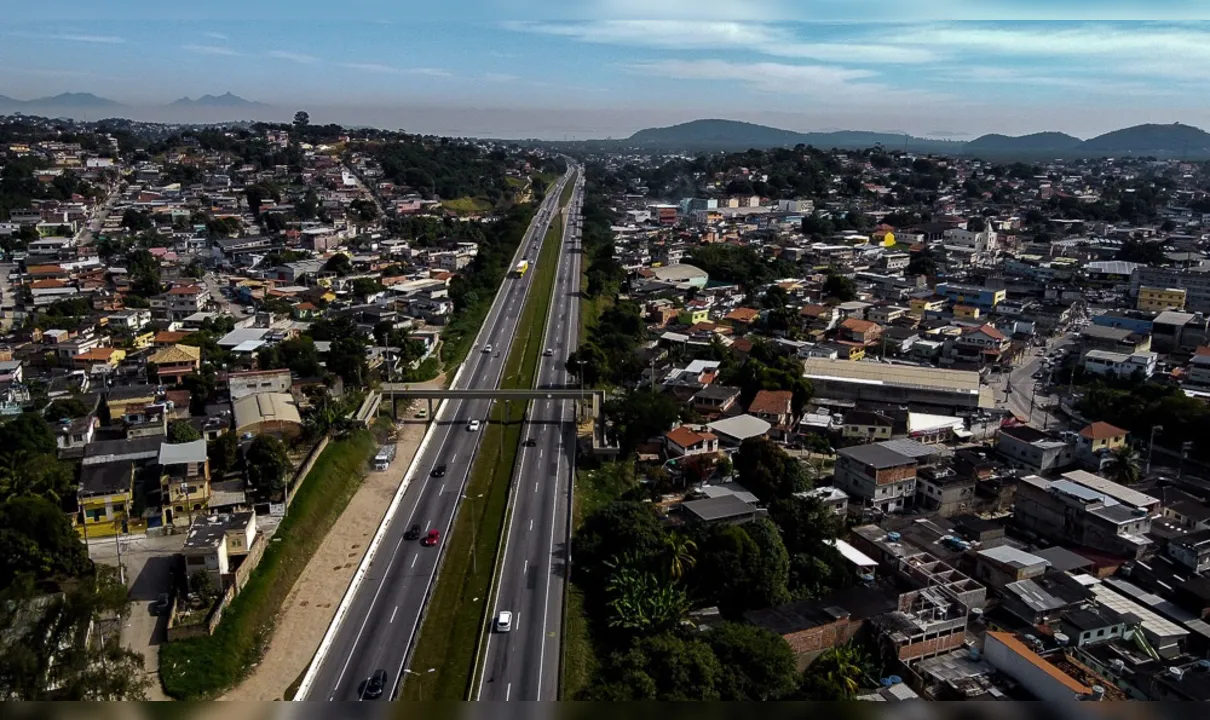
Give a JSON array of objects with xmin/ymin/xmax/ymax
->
[
  {"xmin": 476, "ymin": 173, "xmax": 584, "ymax": 701},
  {"xmin": 298, "ymin": 167, "xmax": 574, "ymax": 702}
]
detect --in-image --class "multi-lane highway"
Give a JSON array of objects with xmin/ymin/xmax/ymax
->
[
  {"xmin": 296, "ymin": 166, "xmax": 575, "ymax": 702},
  {"xmin": 476, "ymin": 172, "xmax": 584, "ymax": 701}
]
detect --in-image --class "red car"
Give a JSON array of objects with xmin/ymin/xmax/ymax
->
[{"xmin": 422, "ymin": 529, "xmax": 441, "ymax": 547}]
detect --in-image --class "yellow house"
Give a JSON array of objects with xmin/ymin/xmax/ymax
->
[
  {"xmin": 954, "ymin": 304, "xmax": 981, "ymax": 320},
  {"xmin": 130, "ymin": 331, "xmax": 155, "ymax": 350},
  {"xmin": 72, "ymin": 347, "xmax": 126, "ymax": 371},
  {"xmin": 910, "ymin": 297, "xmax": 947, "ymax": 316},
  {"xmin": 1137, "ymin": 286, "xmax": 1187, "ymax": 312},
  {"xmin": 76, "ymin": 461, "xmax": 145, "ymax": 538},
  {"xmin": 1078, "ymin": 422, "xmax": 1129, "ymax": 453},
  {"xmin": 677, "ymin": 308, "xmax": 710, "ymax": 326}
]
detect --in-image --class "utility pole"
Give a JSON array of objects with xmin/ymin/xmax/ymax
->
[
  {"xmin": 1146, "ymin": 424, "xmax": 1164, "ymax": 476},
  {"xmin": 1179, "ymin": 440, "xmax": 1193, "ymax": 479}
]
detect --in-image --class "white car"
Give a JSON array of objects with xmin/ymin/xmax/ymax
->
[
  {"xmin": 483, "ymin": 344, "xmax": 493, "ymax": 354},
  {"xmin": 543, "ymin": 348, "xmax": 554, "ymax": 357},
  {"xmin": 467, "ymin": 420, "xmax": 481, "ymax": 432},
  {"xmin": 495, "ymin": 610, "xmax": 513, "ymax": 633}
]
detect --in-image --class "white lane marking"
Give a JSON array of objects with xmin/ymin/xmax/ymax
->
[
  {"xmin": 529, "ymin": 519, "xmax": 534, "ymax": 531},
  {"xmin": 523, "ymin": 559, "xmax": 529, "ymax": 574},
  {"xmin": 411, "ymin": 555, "xmax": 418, "ymax": 568},
  {"xmin": 389, "ymin": 606, "xmax": 398, "ymax": 624},
  {"xmin": 506, "ymin": 683, "xmax": 512, "ymax": 701},
  {"xmin": 534, "ymin": 481, "xmax": 539, "ymax": 493},
  {"xmin": 439, "ymin": 483, "xmax": 445, "ymax": 494}
]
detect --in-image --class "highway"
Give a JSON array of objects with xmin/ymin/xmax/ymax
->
[
  {"xmin": 476, "ymin": 172, "xmax": 584, "ymax": 701},
  {"xmin": 296, "ymin": 166, "xmax": 574, "ymax": 702}
]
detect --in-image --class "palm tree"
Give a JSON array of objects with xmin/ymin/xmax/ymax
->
[
  {"xmin": 801, "ymin": 644, "xmax": 871, "ymax": 700},
  {"xmin": 1104, "ymin": 445, "xmax": 1142, "ymax": 485},
  {"xmin": 663, "ymin": 532, "xmax": 697, "ymax": 581}
]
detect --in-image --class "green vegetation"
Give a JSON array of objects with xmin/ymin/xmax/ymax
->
[
  {"xmin": 440, "ymin": 196, "xmax": 494, "ymax": 215},
  {"xmin": 689, "ymin": 244, "xmax": 792, "ymax": 289},
  {"xmin": 441, "ymin": 204, "xmax": 537, "ymax": 370},
  {"xmin": 159, "ymin": 430, "xmax": 376, "ymax": 699},
  {"xmin": 402, "ymin": 204, "xmax": 565, "ymax": 702},
  {"xmin": 1078, "ymin": 381, "xmax": 1210, "ymax": 462},
  {"xmin": 567, "ymin": 438, "xmax": 852, "ymax": 700}
]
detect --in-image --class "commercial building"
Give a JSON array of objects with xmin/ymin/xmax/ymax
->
[
  {"xmin": 934, "ymin": 283, "xmax": 1006, "ymax": 311},
  {"xmin": 1013, "ymin": 474, "xmax": 1154, "ymax": 559},
  {"xmin": 232, "ymin": 392, "xmax": 302, "ymax": 439},
  {"xmin": 1131, "ymin": 264, "xmax": 1210, "ymax": 314},
  {"xmin": 801, "ymin": 358, "xmax": 994, "ymax": 412},
  {"xmin": 1137, "ymin": 286, "xmax": 1187, "ymax": 312},
  {"xmin": 1083, "ymin": 349, "xmax": 1157, "ymax": 380}
]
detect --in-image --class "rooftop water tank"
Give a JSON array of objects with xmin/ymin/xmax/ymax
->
[{"xmin": 887, "ymin": 531, "xmax": 902, "ymax": 542}]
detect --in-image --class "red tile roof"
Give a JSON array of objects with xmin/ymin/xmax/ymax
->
[
  {"xmin": 665, "ymin": 426, "xmax": 713, "ymax": 449},
  {"xmin": 748, "ymin": 389, "xmax": 792, "ymax": 416},
  {"xmin": 1079, "ymin": 421, "xmax": 1128, "ymax": 440}
]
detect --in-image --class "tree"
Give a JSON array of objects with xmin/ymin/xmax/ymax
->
[
  {"xmin": 573, "ymin": 501, "xmax": 665, "ymax": 591},
  {"xmin": 292, "ymin": 110, "xmax": 310, "ymax": 130},
  {"xmin": 693, "ymin": 520, "xmax": 790, "ymax": 616},
  {"xmin": 245, "ymin": 435, "xmax": 292, "ymax": 499},
  {"xmin": 662, "ymin": 532, "xmax": 697, "ymax": 581},
  {"xmin": 350, "ymin": 277, "xmax": 384, "ymax": 299},
  {"xmin": 798, "ymin": 644, "xmax": 872, "ymax": 700},
  {"xmin": 705, "ymin": 623, "xmax": 799, "ymax": 700},
  {"xmin": 0, "ymin": 414, "xmax": 57, "ymax": 460},
  {"xmin": 0, "ymin": 453, "xmax": 76, "ymax": 507},
  {"xmin": 822, "ymin": 272, "xmax": 857, "ymax": 302},
  {"xmin": 323, "ymin": 253, "xmax": 353, "ymax": 276},
  {"xmin": 0, "ymin": 496, "xmax": 92, "ymax": 587},
  {"xmin": 43, "ymin": 397, "xmax": 90, "ymax": 421},
  {"xmin": 167, "ymin": 421, "xmax": 201, "ymax": 444},
  {"xmin": 733, "ymin": 437, "xmax": 810, "ymax": 501},
  {"xmin": 1103, "ymin": 444, "xmax": 1142, "ymax": 485},
  {"xmin": 589, "ymin": 632, "xmax": 722, "ymax": 701},
  {"xmin": 603, "ymin": 390, "xmax": 681, "ymax": 453},
  {"xmin": 604, "ymin": 561, "xmax": 688, "ymax": 633},
  {"xmin": 208, "ymin": 432, "xmax": 240, "ymax": 476},
  {"xmin": 907, "ymin": 246, "xmax": 938, "ymax": 276}
]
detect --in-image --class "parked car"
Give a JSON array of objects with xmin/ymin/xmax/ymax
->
[{"xmin": 422, "ymin": 529, "xmax": 441, "ymax": 547}]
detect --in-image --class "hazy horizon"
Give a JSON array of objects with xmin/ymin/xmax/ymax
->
[{"xmin": 6, "ymin": 1, "xmax": 1210, "ymax": 140}]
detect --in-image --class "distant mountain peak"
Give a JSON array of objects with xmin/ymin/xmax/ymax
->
[{"xmin": 169, "ymin": 92, "xmax": 266, "ymax": 108}]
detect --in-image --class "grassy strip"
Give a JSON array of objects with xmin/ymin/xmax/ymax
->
[
  {"xmin": 440, "ymin": 196, "xmax": 494, "ymax": 215},
  {"xmin": 158, "ymin": 430, "xmax": 378, "ymax": 699},
  {"xmin": 401, "ymin": 211, "xmax": 566, "ymax": 702},
  {"xmin": 558, "ymin": 175, "xmax": 576, "ymax": 207}
]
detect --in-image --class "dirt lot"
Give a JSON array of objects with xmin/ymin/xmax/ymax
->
[{"xmin": 221, "ymin": 416, "xmax": 431, "ymax": 700}]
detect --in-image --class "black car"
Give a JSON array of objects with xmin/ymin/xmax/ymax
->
[
  {"xmin": 363, "ymin": 668, "xmax": 387, "ymax": 699},
  {"xmin": 404, "ymin": 524, "xmax": 421, "ymax": 541},
  {"xmin": 432, "ymin": 464, "xmax": 447, "ymax": 477},
  {"xmin": 523, "ymin": 438, "xmax": 537, "ymax": 447}
]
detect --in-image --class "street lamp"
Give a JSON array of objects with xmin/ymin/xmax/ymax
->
[
  {"xmin": 1146, "ymin": 425, "xmax": 1164, "ymax": 476},
  {"xmin": 462, "ymin": 493, "xmax": 485, "ymax": 574},
  {"xmin": 403, "ymin": 667, "xmax": 436, "ymax": 701}
]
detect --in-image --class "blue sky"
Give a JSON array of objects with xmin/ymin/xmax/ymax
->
[{"xmin": 5, "ymin": 1, "xmax": 1210, "ymax": 138}]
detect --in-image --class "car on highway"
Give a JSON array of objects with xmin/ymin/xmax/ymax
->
[
  {"xmin": 363, "ymin": 668, "xmax": 387, "ymax": 699},
  {"xmin": 404, "ymin": 524, "xmax": 421, "ymax": 541},
  {"xmin": 432, "ymin": 464, "xmax": 447, "ymax": 477},
  {"xmin": 467, "ymin": 420, "xmax": 481, "ymax": 432},
  {"xmin": 483, "ymin": 344, "xmax": 493, "ymax": 354},
  {"xmin": 543, "ymin": 348, "xmax": 553, "ymax": 356},
  {"xmin": 422, "ymin": 529, "xmax": 441, "ymax": 547},
  {"xmin": 523, "ymin": 437, "xmax": 537, "ymax": 447},
  {"xmin": 494, "ymin": 610, "xmax": 513, "ymax": 633}
]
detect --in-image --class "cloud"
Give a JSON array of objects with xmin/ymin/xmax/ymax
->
[
  {"xmin": 342, "ymin": 63, "xmax": 452, "ymax": 77},
  {"xmin": 485, "ymin": 73, "xmax": 520, "ymax": 82},
  {"xmin": 629, "ymin": 58, "xmax": 949, "ymax": 103},
  {"xmin": 183, "ymin": 44, "xmax": 244, "ymax": 57},
  {"xmin": 507, "ymin": 20, "xmax": 936, "ymax": 64},
  {"xmin": 204, "ymin": 32, "xmax": 229, "ymax": 40},
  {"xmin": 268, "ymin": 50, "xmax": 319, "ymax": 64},
  {"xmin": 7, "ymin": 32, "xmax": 127, "ymax": 44}
]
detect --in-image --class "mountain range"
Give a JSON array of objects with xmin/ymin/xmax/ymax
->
[
  {"xmin": 0, "ymin": 91, "xmax": 270, "ymax": 113},
  {"xmin": 615, "ymin": 118, "xmax": 1210, "ymax": 159}
]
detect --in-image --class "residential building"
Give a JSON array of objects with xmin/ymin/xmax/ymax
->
[
  {"xmin": 148, "ymin": 344, "xmax": 202, "ymax": 385},
  {"xmin": 705, "ymin": 414, "xmax": 772, "ymax": 448},
  {"xmin": 1130, "ymin": 264, "xmax": 1210, "ymax": 314},
  {"xmin": 914, "ymin": 467, "xmax": 975, "ymax": 517},
  {"xmin": 160, "ymin": 440, "xmax": 211, "ymax": 528},
  {"xmin": 1012, "ymin": 474, "xmax": 1153, "ymax": 559},
  {"xmin": 934, "ymin": 282, "xmax": 1006, "ymax": 311},
  {"xmin": 72, "ymin": 347, "xmax": 125, "ymax": 372},
  {"xmin": 680, "ymin": 495, "xmax": 766, "ymax": 525},
  {"xmin": 983, "ymin": 632, "xmax": 1098, "ymax": 701},
  {"xmin": 182, "ymin": 511, "xmax": 258, "ymax": 590},
  {"xmin": 1167, "ymin": 529, "xmax": 1210, "ymax": 574},
  {"xmin": 842, "ymin": 410, "xmax": 894, "ymax": 441},
  {"xmin": 76, "ymin": 461, "xmax": 141, "ymax": 538},
  {"xmin": 1077, "ymin": 325, "xmax": 1152, "ymax": 359},
  {"xmin": 228, "ymin": 368, "xmax": 294, "ymax": 400},
  {"xmin": 664, "ymin": 426, "xmax": 720, "ymax": 458},
  {"xmin": 747, "ymin": 389, "xmax": 794, "ymax": 427},
  {"xmin": 971, "ymin": 546, "xmax": 1050, "ymax": 590},
  {"xmin": 1083, "ymin": 349, "xmax": 1157, "ymax": 380},
  {"xmin": 152, "ymin": 284, "xmax": 211, "ymax": 321},
  {"xmin": 834, "ymin": 440, "xmax": 927, "ymax": 515},
  {"xmin": 1137, "ymin": 286, "xmax": 1187, "ymax": 312},
  {"xmin": 691, "ymin": 384, "xmax": 741, "ymax": 417},
  {"xmin": 996, "ymin": 425, "xmax": 1074, "ymax": 474}
]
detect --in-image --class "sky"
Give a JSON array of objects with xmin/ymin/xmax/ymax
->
[{"xmin": 5, "ymin": 1, "xmax": 1210, "ymax": 139}]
